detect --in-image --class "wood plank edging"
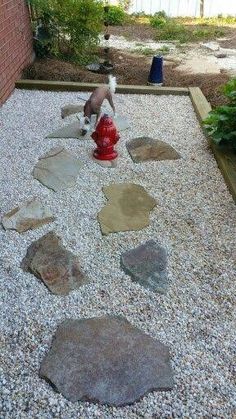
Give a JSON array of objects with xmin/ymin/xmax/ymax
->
[
  {"xmin": 15, "ymin": 79, "xmax": 189, "ymax": 95},
  {"xmin": 189, "ymin": 86, "xmax": 236, "ymax": 203}
]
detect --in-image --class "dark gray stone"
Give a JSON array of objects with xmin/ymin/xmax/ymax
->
[
  {"xmin": 121, "ymin": 240, "xmax": 168, "ymax": 294},
  {"xmin": 21, "ymin": 231, "xmax": 88, "ymax": 295},
  {"xmin": 39, "ymin": 316, "xmax": 173, "ymax": 406}
]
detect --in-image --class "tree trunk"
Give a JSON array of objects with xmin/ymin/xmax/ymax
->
[{"xmin": 200, "ymin": 0, "xmax": 204, "ymax": 18}]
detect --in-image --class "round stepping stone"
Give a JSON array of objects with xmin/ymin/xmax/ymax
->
[
  {"xmin": 2, "ymin": 199, "xmax": 55, "ymax": 233},
  {"xmin": 126, "ymin": 137, "xmax": 181, "ymax": 163},
  {"xmin": 98, "ymin": 183, "xmax": 156, "ymax": 235},
  {"xmin": 21, "ymin": 231, "xmax": 88, "ymax": 295},
  {"xmin": 39, "ymin": 316, "xmax": 173, "ymax": 406},
  {"xmin": 33, "ymin": 147, "xmax": 83, "ymax": 191},
  {"xmin": 121, "ymin": 240, "xmax": 168, "ymax": 294}
]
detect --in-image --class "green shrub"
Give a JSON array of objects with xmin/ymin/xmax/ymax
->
[
  {"xmin": 106, "ymin": 5, "xmax": 127, "ymax": 26},
  {"xmin": 28, "ymin": 0, "xmax": 103, "ymax": 63},
  {"xmin": 150, "ymin": 11, "xmax": 168, "ymax": 28},
  {"xmin": 203, "ymin": 79, "xmax": 236, "ymax": 152}
]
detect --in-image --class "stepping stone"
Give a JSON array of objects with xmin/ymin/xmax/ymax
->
[
  {"xmin": 126, "ymin": 137, "xmax": 181, "ymax": 163},
  {"xmin": 46, "ymin": 121, "xmax": 91, "ymax": 140},
  {"xmin": 21, "ymin": 231, "xmax": 88, "ymax": 295},
  {"xmin": 98, "ymin": 183, "xmax": 156, "ymax": 235},
  {"xmin": 113, "ymin": 115, "xmax": 130, "ymax": 131},
  {"xmin": 61, "ymin": 104, "xmax": 84, "ymax": 119},
  {"xmin": 1, "ymin": 199, "xmax": 55, "ymax": 233},
  {"xmin": 92, "ymin": 157, "xmax": 118, "ymax": 168},
  {"xmin": 39, "ymin": 316, "xmax": 173, "ymax": 406},
  {"xmin": 121, "ymin": 240, "xmax": 168, "ymax": 294},
  {"xmin": 33, "ymin": 146, "xmax": 83, "ymax": 191}
]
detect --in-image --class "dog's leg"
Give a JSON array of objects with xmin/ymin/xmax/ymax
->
[{"xmin": 106, "ymin": 90, "xmax": 115, "ymax": 116}]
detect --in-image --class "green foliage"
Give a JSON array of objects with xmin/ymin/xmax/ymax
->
[
  {"xmin": 29, "ymin": 0, "xmax": 103, "ymax": 63},
  {"xmin": 154, "ymin": 20, "xmax": 224, "ymax": 43},
  {"xmin": 106, "ymin": 5, "xmax": 127, "ymax": 26},
  {"xmin": 150, "ymin": 11, "xmax": 168, "ymax": 28},
  {"xmin": 131, "ymin": 44, "xmax": 170, "ymax": 56},
  {"xmin": 203, "ymin": 79, "xmax": 236, "ymax": 151}
]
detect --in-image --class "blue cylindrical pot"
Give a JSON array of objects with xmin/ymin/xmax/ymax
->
[{"xmin": 148, "ymin": 56, "xmax": 163, "ymax": 85}]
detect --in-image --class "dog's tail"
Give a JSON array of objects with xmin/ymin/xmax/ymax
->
[{"xmin": 108, "ymin": 75, "xmax": 117, "ymax": 93}]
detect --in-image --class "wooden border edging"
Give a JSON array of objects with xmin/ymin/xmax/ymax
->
[
  {"xmin": 189, "ymin": 87, "xmax": 236, "ymax": 203},
  {"xmin": 15, "ymin": 79, "xmax": 189, "ymax": 95},
  {"xmin": 15, "ymin": 79, "xmax": 236, "ymax": 203}
]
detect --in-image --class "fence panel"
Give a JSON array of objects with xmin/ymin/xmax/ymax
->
[{"xmin": 127, "ymin": 0, "xmax": 236, "ymax": 16}]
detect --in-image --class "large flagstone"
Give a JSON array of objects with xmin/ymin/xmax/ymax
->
[
  {"xmin": 126, "ymin": 136, "xmax": 181, "ymax": 163},
  {"xmin": 39, "ymin": 316, "xmax": 173, "ymax": 406},
  {"xmin": 98, "ymin": 183, "xmax": 156, "ymax": 235},
  {"xmin": 33, "ymin": 146, "xmax": 83, "ymax": 191}
]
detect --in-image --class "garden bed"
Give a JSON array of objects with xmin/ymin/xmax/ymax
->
[{"xmin": 1, "ymin": 87, "xmax": 235, "ymax": 417}]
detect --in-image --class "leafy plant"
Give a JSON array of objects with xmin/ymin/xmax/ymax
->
[
  {"xmin": 106, "ymin": 5, "xmax": 127, "ymax": 26},
  {"xmin": 150, "ymin": 11, "xmax": 168, "ymax": 28},
  {"xmin": 28, "ymin": 0, "xmax": 103, "ymax": 63},
  {"xmin": 203, "ymin": 79, "xmax": 236, "ymax": 151}
]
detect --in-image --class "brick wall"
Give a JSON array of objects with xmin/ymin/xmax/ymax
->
[{"xmin": 0, "ymin": 0, "xmax": 33, "ymax": 105}]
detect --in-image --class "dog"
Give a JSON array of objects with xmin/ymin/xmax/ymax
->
[{"xmin": 78, "ymin": 75, "xmax": 117, "ymax": 136}]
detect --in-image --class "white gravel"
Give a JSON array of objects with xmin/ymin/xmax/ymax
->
[{"xmin": 0, "ymin": 89, "xmax": 235, "ymax": 418}]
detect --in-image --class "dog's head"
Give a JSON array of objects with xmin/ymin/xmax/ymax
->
[{"xmin": 78, "ymin": 115, "xmax": 91, "ymax": 136}]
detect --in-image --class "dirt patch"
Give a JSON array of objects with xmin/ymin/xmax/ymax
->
[
  {"xmin": 219, "ymin": 34, "xmax": 236, "ymax": 49},
  {"xmin": 22, "ymin": 49, "xmax": 229, "ymax": 108}
]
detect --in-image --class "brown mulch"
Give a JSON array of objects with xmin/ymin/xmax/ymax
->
[
  {"xmin": 111, "ymin": 23, "xmax": 157, "ymax": 41},
  {"xmin": 219, "ymin": 34, "xmax": 236, "ymax": 49},
  {"xmin": 22, "ymin": 49, "xmax": 230, "ymax": 107}
]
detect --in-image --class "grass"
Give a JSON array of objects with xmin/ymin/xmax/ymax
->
[
  {"xmin": 131, "ymin": 45, "xmax": 170, "ymax": 56},
  {"xmin": 129, "ymin": 14, "xmax": 236, "ymax": 43}
]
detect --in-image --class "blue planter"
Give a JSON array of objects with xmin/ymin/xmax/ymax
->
[{"xmin": 148, "ymin": 56, "xmax": 163, "ymax": 85}]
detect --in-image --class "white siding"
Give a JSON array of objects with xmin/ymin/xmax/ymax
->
[{"xmin": 110, "ymin": 0, "xmax": 236, "ymax": 17}]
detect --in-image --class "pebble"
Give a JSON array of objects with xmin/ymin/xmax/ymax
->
[{"xmin": 0, "ymin": 89, "xmax": 235, "ymax": 418}]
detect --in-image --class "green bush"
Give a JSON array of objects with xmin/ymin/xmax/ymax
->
[
  {"xmin": 106, "ymin": 5, "xmax": 127, "ymax": 26},
  {"xmin": 150, "ymin": 11, "xmax": 168, "ymax": 28},
  {"xmin": 203, "ymin": 79, "xmax": 236, "ymax": 152},
  {"xmin": 28, "ymin": 0, "xmax": 103, "ymax": 63}
]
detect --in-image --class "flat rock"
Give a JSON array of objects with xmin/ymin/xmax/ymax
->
[
  {"xmin": 121, "ymin": 240, "xmax": 168, "ymax": 294},
  {"xmin": 113, "ymin": 115, "xmax": 130, "ymax": 131},
  {"xmin": 61, "ymin": 104, "xmax": 84, "ymax": 119},
  {"xmin": 2, "ymin": 199, "xmax": 55, "ymax": 233},
  {"xmin": 215, "ymin": 52, "xmax": 227, "ymax": 58},
  {"xmin": 126, "ymin": 137, "xmax": 181, "ymax": 163},
  {"xmin": 39, "ymin": 316, "xmax": 173, "ymax": 406},
  {"xmin": 46, "ymin": 121, "xmax": 91, "ymax": 139},
  {"xmin": 21, "ymin": 231, "xmax": 88, "ymax": 295},
  {"xmin": 33, "ymin": 147, "xmax": 83, "ymax": 191},
  {"xmin": 201, "ymin": 41, "xmax": 220, "ymax": 51},
  {"xmin": 92, "ymin": 157, "xmax": 118, "ymax": 168},
  {"xmin": 98, "ymin": 183, "xmax": 156, "ymax": 235}
]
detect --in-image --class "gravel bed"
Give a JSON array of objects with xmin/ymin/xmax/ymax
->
[{"xmin": 0, "ymin": 89, "xmax": 235, "ymax": 418}]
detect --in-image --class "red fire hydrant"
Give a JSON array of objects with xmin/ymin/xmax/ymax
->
[{"xmin": 91, "ymin": 114, "xmax": 120, "ymax": 161}]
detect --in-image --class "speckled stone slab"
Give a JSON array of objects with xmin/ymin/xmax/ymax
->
[
  {"xmin": 39, "ymin": 316, "xmax": 173, "ymax": 406},
  {"xmin": 121, "ymin": 240, "xmax": 168, "ymax": 294},
  {"xmin": 126, "ymin": 137, "xmax": 181, "ymax": 163},
  {"xmin": 33, "ymin": 147, "xmax": 83, "ymax": 191},
  {"xmin": 1, "ymin": 199, "xmax": 55, "ymax": 233},
  {"xmin": 61, "ymin": 104, "xmax": 84, "ymax": 119},
  {"xmin": 21, "ymin": 232, "xmax": 88, "ymax": 295},
  {"xmin": 98, "ymin": 183, "xmax": 156, "ymax": 235},
  {"xmin": 113, "ymin": 115, "xmax": 130, "ymax": 131},
  {"xmin": 46, "ymin": 121, "xmax": 91, "ymax": 139}
]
